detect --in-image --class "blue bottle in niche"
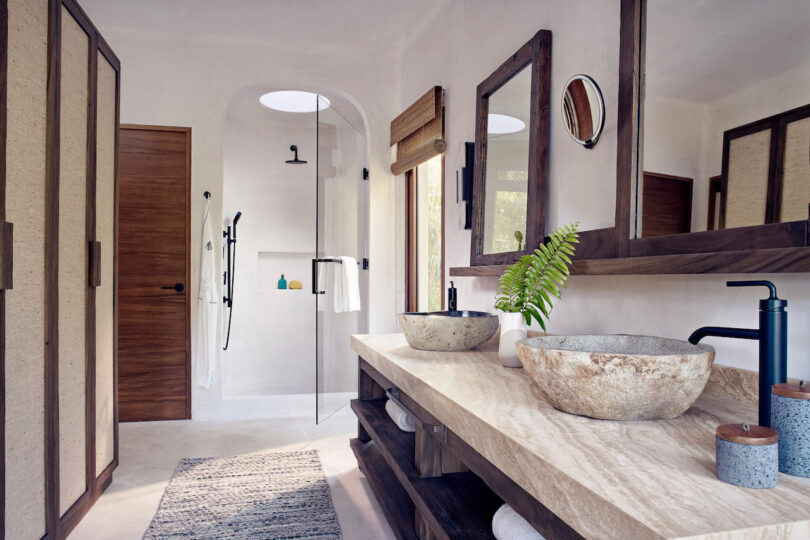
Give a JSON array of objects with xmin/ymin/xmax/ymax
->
[{"xmin": 278, "ymin": 274, "xmax": 287, "ymax": 289}]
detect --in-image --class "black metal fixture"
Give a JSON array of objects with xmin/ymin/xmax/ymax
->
[
  {"xmin": 688, "ymin": 280, "xmax": 787, "ymax": 427},
  {"xmin": 311, "ymin": 257, "xmax": 366, "ymax": 295},
  {"xmin": 285, "ymin": 144, "xmax": 307, "ymax": 164},
  {"xmin": 222, "ymin": 211, "xmax": 242, "ymax": 350}
]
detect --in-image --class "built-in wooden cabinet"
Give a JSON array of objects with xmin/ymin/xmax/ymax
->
[{"xmin": 1, "ymin": 0, "xmax": 120, "ymax": 537}]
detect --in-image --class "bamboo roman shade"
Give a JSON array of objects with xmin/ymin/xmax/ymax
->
[{"xmin": 390, "ymin": 86, "xmax": 446, "ymax": 175}]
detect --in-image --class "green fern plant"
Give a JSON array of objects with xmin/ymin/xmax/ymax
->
[{"xmin": 494, "ymin": 222, "xmax": 580, "ymax": 330}]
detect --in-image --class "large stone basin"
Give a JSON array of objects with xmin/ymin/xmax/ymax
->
[
  {"xmin": 399, "ymin": 311, "xmax": 499, "ymax": 352},
  {"xmin": 516, "ymin": 335, "xmax": 715, "ymax": 420}
]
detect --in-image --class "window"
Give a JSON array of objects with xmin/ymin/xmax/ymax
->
[{"xmin": 407, "ymin": 155, "xmax": 444, "ymax": 312}]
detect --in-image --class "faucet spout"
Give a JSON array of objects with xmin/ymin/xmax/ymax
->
[
  {"xmin": 688, "ymin": 280, "xmax": 787, "ymax": 428},
  {"xmin": 688, "ymin": 326, "xmax": 759, "ymax": 345}
]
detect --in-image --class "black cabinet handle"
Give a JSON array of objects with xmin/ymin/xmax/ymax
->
[{"xmin": 161, "ymin": 283, "xmax": 184, "ymax": 293}]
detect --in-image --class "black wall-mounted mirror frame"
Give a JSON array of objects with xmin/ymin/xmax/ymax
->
[{"xmin": 469, "ymin": 30, "xmax": 552, "ymax": 266}]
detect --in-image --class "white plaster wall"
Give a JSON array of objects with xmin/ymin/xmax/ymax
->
[
  {"xmin": 88, "ymin": 28, "xmax": 400, "ymax": 418},
  {"xmin": 400, "ymin": 0, "xmax": 810, "ymax": 381},
  {"xmin": 222, "ymin": 88, "xmax": 317, "ymax": 398}
]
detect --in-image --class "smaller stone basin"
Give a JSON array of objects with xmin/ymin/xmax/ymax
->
[
  {"xmin": 516, "ymin": 335, "xmax": 715, "ymax": 420},
  {"xmin": 399, "ymin": 311, "xmax": 499, "ymax": 352}
]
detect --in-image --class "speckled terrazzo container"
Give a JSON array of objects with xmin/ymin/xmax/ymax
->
[
  {"xmin": 771, "ymin": 382, "xmax": 810, "ymax": 478},
  {"xmin": 715, "ymin": 423, "xmax": 778, "ymax": 489}
]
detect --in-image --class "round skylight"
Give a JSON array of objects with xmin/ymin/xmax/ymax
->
[
  {"xmin": 259, "ymin": 91, "xmax": 331, "ymax": 113},
  {"xmin": 487, "ymin": 113, "xmax": 526, "ymax": 134}
]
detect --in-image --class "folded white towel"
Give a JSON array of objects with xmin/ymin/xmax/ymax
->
[
  {"xmin": 333, "ymin": 256, "xmax": 361, "ymax": 313},
  {"xmin": 492, "ymin": 504, "xmax": 545, "ymax": 540},
  {"xmin": 385, "ymin": 399, "xmax": 416, "ymax": 433}
]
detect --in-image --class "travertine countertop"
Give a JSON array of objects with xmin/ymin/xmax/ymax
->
[{"xmin": 351, "ymin": 333, "xmax": 810, "ymax": 540}]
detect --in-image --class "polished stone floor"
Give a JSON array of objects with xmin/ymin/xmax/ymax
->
[{"xmin": 70, "ymin": 405, "xmax": 395, "ymax": 539}]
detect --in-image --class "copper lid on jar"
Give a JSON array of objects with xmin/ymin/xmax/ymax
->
[
  {"xmin": 772, "ymin": 381, "xmax": 810, "ymax": 400},
  {"xmin": 716, "ymin": 423, "xmax": 778, "ymax": 445}
]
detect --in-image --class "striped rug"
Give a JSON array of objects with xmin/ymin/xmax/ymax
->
[{"xmin": 144, "ymin": 450, "xmax": 342, "ymax": 539}]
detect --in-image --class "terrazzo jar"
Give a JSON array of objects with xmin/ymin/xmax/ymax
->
[
  {"xmin": 715, "ymin": 423, "xmax": 778, "ymax": 489},
  {"xmin": 771, "ymin": 382, "xmax": 810, "ymax": 477}
]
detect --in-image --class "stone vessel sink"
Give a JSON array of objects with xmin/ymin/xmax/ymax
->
[
  {"xmin": 399, "ymin": 311, "xmax": 499, "ymax": 352},
  {"xmin": 516, "ymin": 335, "xmax": 715, "ymax": 421}
]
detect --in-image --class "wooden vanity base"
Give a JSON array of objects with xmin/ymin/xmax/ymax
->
[{"xmin": 352, "ymin": 357, "xmax": 581, "ymax": 540}]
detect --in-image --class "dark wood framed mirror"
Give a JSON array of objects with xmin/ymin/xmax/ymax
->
[
  {"xmin": 453, "ymin": 0, "xmax": 810, "ymax": 278},
  {"xmin": 469, "ymin": 30, "xmax": 552, "ymax": 266}
]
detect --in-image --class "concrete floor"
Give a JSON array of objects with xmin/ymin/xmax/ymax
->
[{"xmin": 70, "ymin": 405, "xmax": 395, "ymax": 539}]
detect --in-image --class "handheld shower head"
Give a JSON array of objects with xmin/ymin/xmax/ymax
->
[
  {"xmin": 285, "ymin": 144, "xmax": 307, "ymax": 164},
  {"xmin": 232, "ymin": 211, "xmax": 242, "ymax": 239}
]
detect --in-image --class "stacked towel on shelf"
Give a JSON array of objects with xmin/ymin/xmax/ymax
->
[
  {"xmin": 385, "ymin": 399, "xmax": 416, "ymax": 432},
  {"xmin": 492, "ymin": 504, "xmax": 545, "ymax": 540}
]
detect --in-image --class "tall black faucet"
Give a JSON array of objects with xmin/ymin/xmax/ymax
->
[{"xmin": 688, "ymin": 280, "xmax": 787, "ymax": 428}]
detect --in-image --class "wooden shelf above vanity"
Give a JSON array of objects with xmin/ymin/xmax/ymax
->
[{"xmin": 450, "ymin": 246, "xmax": 810, "ymax": 277}]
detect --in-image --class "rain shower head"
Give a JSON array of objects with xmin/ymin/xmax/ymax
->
[{"xmin": 285, "ymin": 144, "xmax": 307, "ymax": 164}]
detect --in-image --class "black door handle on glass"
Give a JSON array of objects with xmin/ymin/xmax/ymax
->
[{"xmin": 161, "ymin": 283, "xmax": 184, "ymax": 293}]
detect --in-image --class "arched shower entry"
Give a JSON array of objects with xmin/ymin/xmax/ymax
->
[{"xmin": 220, "ymin": 84, "xmax": 370, "ymax": 423}]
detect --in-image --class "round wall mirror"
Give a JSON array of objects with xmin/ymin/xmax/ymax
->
[{"xmin": 561, "ymin": 74, "xmax": 605, "ymax": 148}]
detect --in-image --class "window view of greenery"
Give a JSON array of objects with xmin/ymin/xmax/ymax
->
[
  {"xmin": 417, "ymin": 156, "xmax": 443, "ymax": 312},
  {"xmin": 490, "ymin": 188, "xmax": 527, "ymax": 253}
]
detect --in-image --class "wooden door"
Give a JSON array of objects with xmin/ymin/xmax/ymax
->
[
  {"xmin": 641, "ymin": 172, "xmax": 693, "ymax": 238},
  {"xmin": 118, "ymin": 125, "xmax": 190, "ymax": 421}
]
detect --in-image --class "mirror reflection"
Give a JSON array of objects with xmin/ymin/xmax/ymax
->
[
  {"xmin": 562, "ymin": 75, "xmax": 604, "ymax": 148},
  {"xmin": 638, "ymin": 0, "xmax": 810, "ymax": 238},
  {"xmin": 483, "ymin": 65, "xmax": 531, "ymax": 254}
]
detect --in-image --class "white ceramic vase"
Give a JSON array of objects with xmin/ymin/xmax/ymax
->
[{"xmin": 498, "ymin": 312, "xmax": 528, "ymax": 368}]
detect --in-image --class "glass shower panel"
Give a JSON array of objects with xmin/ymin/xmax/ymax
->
[{"xmin": 315, "ymin": 95, "xmax": 368, "ymax": 423}]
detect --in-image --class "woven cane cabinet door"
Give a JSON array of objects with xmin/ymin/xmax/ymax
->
[{"xmin": 2, "ymin": 0, "xmax": 120, "ymax": 537}]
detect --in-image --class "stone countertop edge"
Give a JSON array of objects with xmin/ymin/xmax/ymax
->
[{"xmin": 350, "ymin": 333, "xmax": 810, "ymax": 540}]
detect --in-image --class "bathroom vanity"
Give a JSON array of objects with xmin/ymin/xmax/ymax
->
[{"xmin": 350, "ymin": 333, "xmax": 810, "ymax": 539}]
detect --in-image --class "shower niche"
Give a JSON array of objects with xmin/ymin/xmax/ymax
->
[{"xmin": 222, "ymin": 87, "xmax": 369, "ymax": 423}]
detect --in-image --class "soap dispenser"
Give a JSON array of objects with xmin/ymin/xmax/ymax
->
[
  {"xmin": 448, "ymin": 281, "xmax": 458, "ymax": 312},
  {"xmin": 278, "ymin": 274, "xmax": 287, "ymax": 290}
]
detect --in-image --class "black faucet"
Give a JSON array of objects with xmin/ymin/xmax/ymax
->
[{"xmin": 688, "ymin": 280, "xmax": 787, "ymax": 428}]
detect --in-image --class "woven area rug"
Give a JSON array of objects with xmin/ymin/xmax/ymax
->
[{"xmin": 144, "ymin": 450, "xmax": 342, "ymax": 539}]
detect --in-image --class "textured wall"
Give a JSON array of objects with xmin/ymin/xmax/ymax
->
[
  {"xmin": 58, "ymin": 6, "xmax": 89, "ymax": 514},
  {"xmin": 95, "ymin": 53, "xmax": 117, "ymax": 475},
  {"xmin": 4, "ymin": 0, "xmax": 48, "ymax": 536}
]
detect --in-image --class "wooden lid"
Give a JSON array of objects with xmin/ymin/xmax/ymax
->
[
  {"xmin": 716, "ymin": 423, "xmax": 778, "ymax": 445},
  {"xmin": 772, "ymin": 381, "xmax": 810, "ymax": 400}
]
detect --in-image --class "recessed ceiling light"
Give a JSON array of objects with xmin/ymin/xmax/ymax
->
[
  {"xmin": 488, "ymin": 113, "xmax": 525, "ymax": 134},
  {"xmin": 259, "ymin": 91, "xmax": 330, "ymax": 113}
]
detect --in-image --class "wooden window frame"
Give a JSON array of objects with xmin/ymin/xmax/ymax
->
[{"xmin": 405, "ymin": 156, "xmax": 446, "ymax": 313}]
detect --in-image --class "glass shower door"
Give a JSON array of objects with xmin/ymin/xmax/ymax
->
[{"xmin": 315, "ymin": 95, "xmax": 368, "ymax": 423}]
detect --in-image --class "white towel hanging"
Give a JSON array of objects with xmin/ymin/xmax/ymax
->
[
  {"xmin": 333, "ymin": 256, "xmax": 361, "ymax": 313},
  {"xmin": 195, "ymin": 199, "xmax": 219, "ymax": 389}
]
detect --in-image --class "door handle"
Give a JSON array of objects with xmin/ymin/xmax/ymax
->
[
  {"xmin": 312, "ymin": 259, "xmax": 324, "ymax": 295},
  {"xmin": 161, "ymin": 283, "xmax": 184, "ymax": 293}
]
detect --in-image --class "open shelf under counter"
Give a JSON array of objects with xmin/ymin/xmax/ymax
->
[{"xmin": 351, "ymin": 399, "xmax": 502, "ymax": 540}]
